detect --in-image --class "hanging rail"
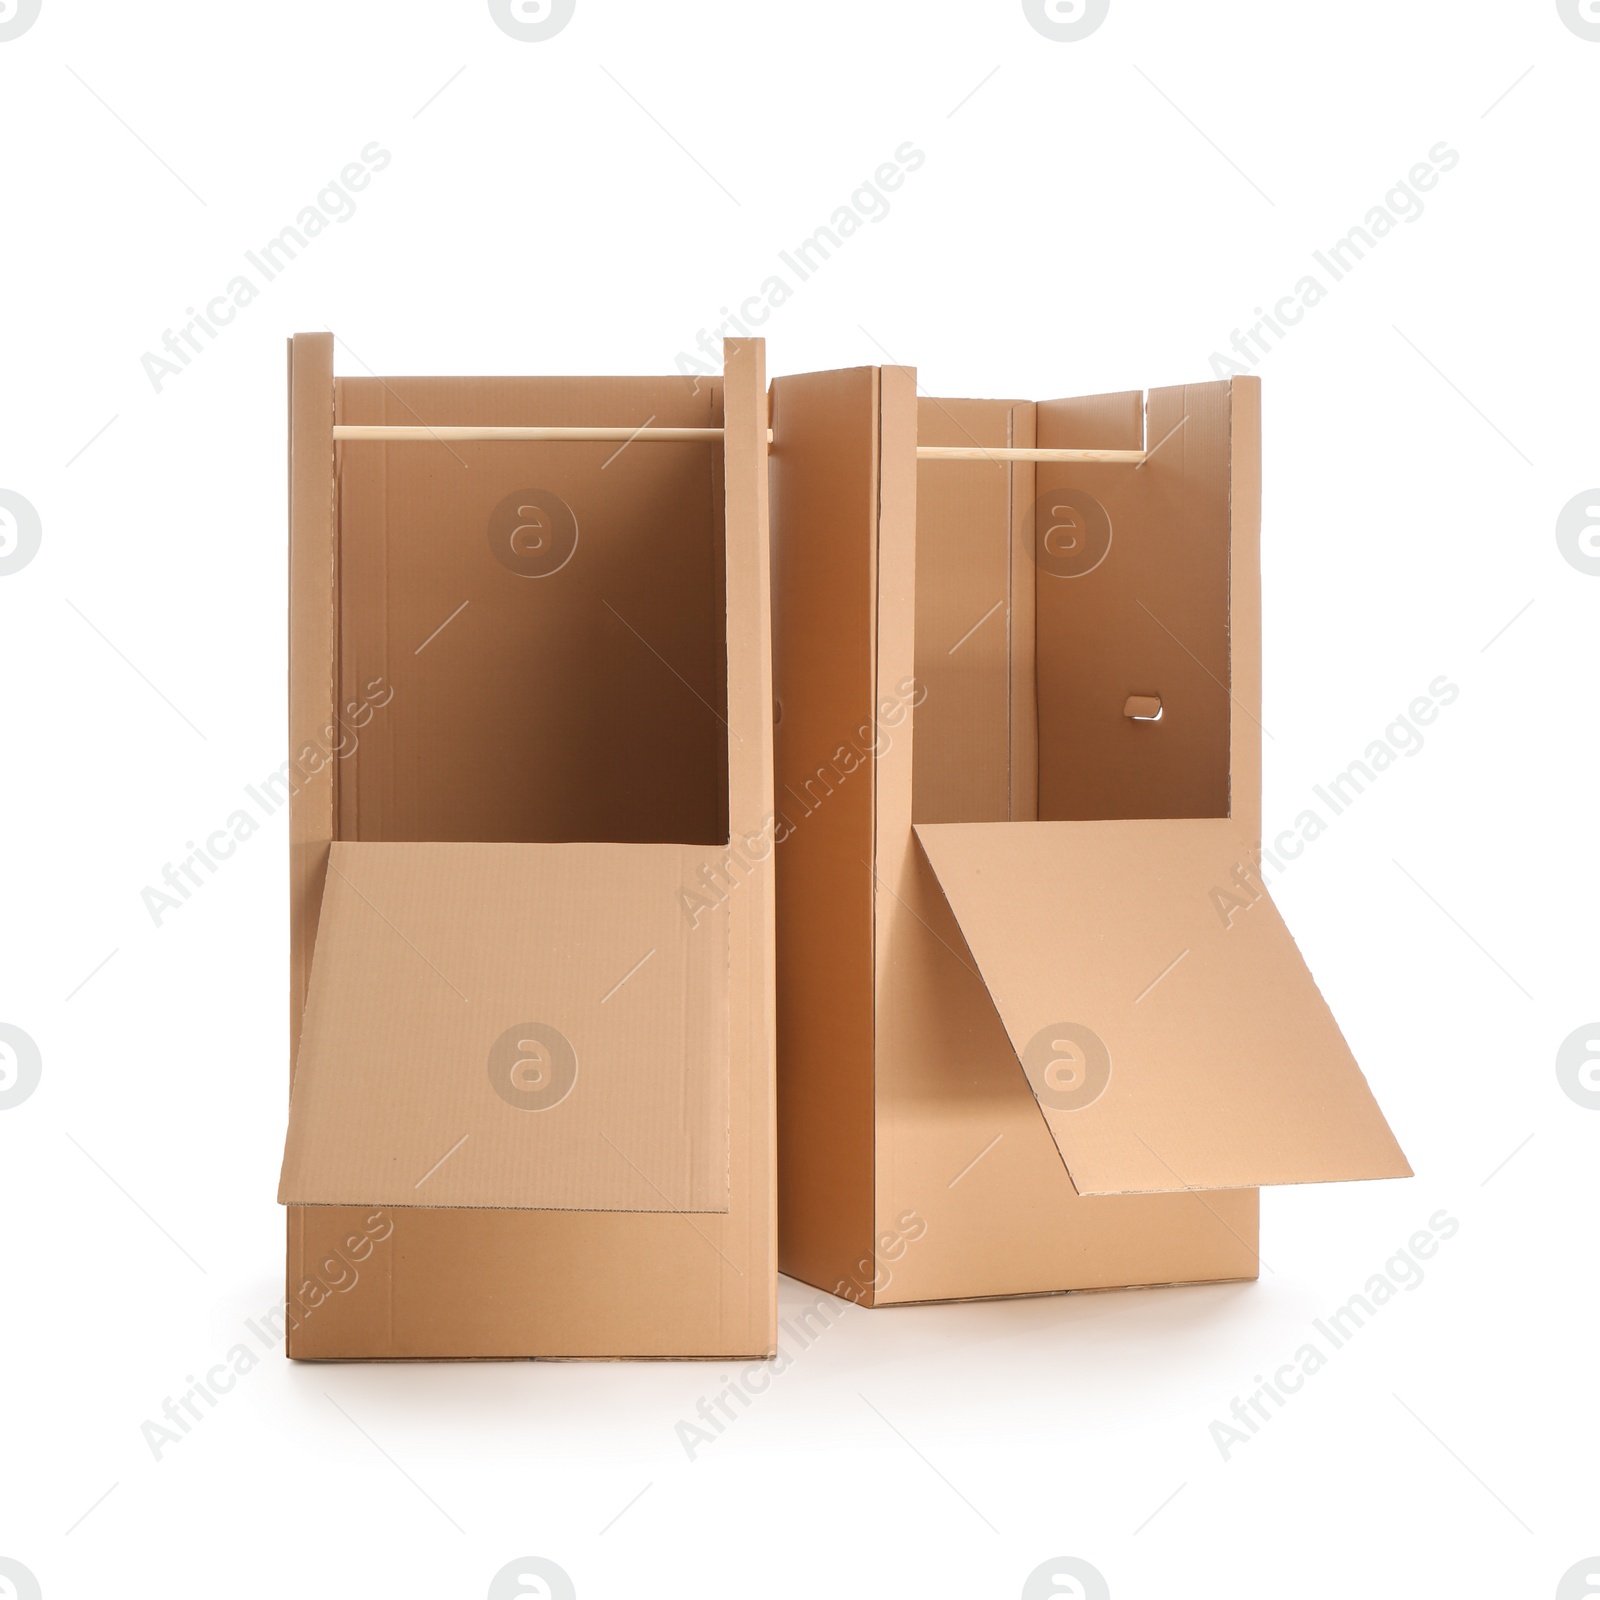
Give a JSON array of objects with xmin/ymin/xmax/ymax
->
[{"xmin": 330, "ymin": 426, "xmax": 1145, "ymax": 463}]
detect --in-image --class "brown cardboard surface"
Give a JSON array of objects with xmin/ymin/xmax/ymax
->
[
  {"xmin": 1006, "ymin": 402, "xmax": 1039, "ymax": 821},
  {"xmin": 866, "ymin": 371, "xmax": 1263, "ymax": 1303},
  {"xmin": 1035, "ymin": 383, "xmax": 1233, "ymax": 824},
  {"xmin": 912, "ymin": 398, "xmax": 1020, "ymax": 824},
  {"xmin": 284, "ymin": 338, "xmax": 776, "ymax": 1357},
  {"xmin": 333, "ymin": 375, "xmax": 728, "ymax": 847},
  {"xmin": 278, "ymin": 840, "xmax": 730, "ymax": 1212},
  {"xmin": 768, "ymin": 367, "xmax": 881, "ymax": 1296},
  {"xmin": 868, "ymin": 823, "xmax": 1263, "ymax": 1303},
  {"xmin": 717, "ymin": 337, "xmax": 780, "ymax": 1346},
  {"xmin": 1225, "ymin": 377, "xmax": 1264, "ymax": 849},
  {"xmin": 914, "ymin": 817, "xmax": 1413, "ymax": 1195},
  {"xmin": 287, "ymin": 333, "xmax": 335, "ymax": 1066}
]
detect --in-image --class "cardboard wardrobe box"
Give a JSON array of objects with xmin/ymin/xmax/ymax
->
[
  {"xmin": 767, "ymin": 367, "xmax": 1411, "ymax": 1307},
  {"xmin": 277, "ymin": 334, "xmax": 776, "ymax": 1358}
]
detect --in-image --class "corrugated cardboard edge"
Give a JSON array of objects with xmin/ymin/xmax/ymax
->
[
  {"xmin": 287, "ymin": 332, "xmax": 336, "ymax": 1071},
  {"xmin": 286, "ymin": 333, "xmax": 336, "ymax": 1358},
  {"xmin": 869, "ymin": 367, "xmax": 919, "ymax": 1308},
  {"xmin": 721, "ymin": 338, "xmax": 779, "ymax": 1349},
  {"xmin": 1228, "ymin": 376, "xmax": 1263, "ymax": 847},
  {"xmin": 1007, "ymin": 401, "xmax": 1038, "ymax": 819}
]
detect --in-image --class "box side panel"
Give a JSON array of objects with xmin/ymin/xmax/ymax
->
[
  {"xmin": 292, "ymin": 1207, "xmax": 768, "ymax": 1359},
  {"xmin": 867, "ymin": 366, "xmax": 933, "ymax": 1304},
  {"xmin": 1007, "ymin": 403, "xmax": 1038, "ymax": 821},
  {"xmin": 767, "ymin": 367, "xmax": 882, "ymax": 1300},
  {"xmin": 1228, "ymin": 377, "xmax": 1263, "ymax": 847},
  {"xmin": 287, "ymin": 333, "xmax": 336, "ymax": 1067},
  {"xmin": 1035, "ymin": 385, "xmax": 1231, "ymax": 822},
  {"xmin": 285, "ymin": 334, "xmax": 357, "ymax": 1355},
  {"xmin": 713, "ymin": 336, "xmax": 778, "ymax": 1347},
  {"xmin": 909, "ymin": 398, "xmax": 1040, "ymax": 825},
  {"xmin": 912, "ymin": 398, "xmax": 1018, "ymax": 824}
]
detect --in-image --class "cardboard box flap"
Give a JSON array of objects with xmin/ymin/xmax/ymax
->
[
  {"xmin": 278, "ymin": 840, "xmax": 730, "ymax": 1213},
  {"xmin": 913, "ymin": 818, "xmax": 1411, "ymax": 1195}
]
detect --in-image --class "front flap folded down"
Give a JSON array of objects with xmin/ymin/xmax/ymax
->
[
  {"xmin": 914, "ymin": 819, "xmax": 1411, "ymax": 1196},
  {"xmin": 279, "ymin": 841, "xmax": 730, "ymax": 1213}
]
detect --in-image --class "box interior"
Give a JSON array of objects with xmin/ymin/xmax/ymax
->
[
  {"xmin": 901, "ymin": 381, "xmax": 1408, "ymax": 1203},
  {"xmin": 912, "ymin": 386, "xmax": 1233, "ymax": 827},
  {"xmin": 333, "ymin": 375, "xmax": 732, "ymax": 847}
]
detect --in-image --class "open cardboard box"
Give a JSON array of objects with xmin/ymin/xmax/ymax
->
[
  {"xmin": 277, "ymin": 334, "xmax": 776, "ymax": 1358},
  {"xmin": 768, "ymin": 366, "xmax": 1411, "ymax": 1306}
]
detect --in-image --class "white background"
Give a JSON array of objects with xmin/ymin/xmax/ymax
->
[{"xmin": 2, "ymin": 2, "xmax": 1596, "ymax": 1597}]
